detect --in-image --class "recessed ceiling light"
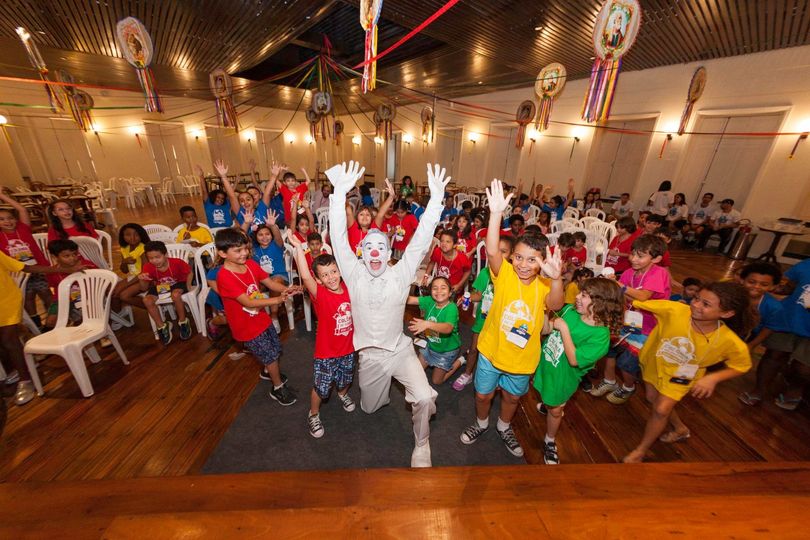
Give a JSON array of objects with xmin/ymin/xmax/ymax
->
[
  {"xmin": 478, "ymin": 81, "xmax": 483, "ymax": 85},
  {"xmin": 534, "ymin": 25, "xmax": 543, "ymax": 31}
]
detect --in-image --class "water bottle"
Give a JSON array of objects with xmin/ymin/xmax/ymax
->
[{"xmin": 461, "ymin": 291, "xmax": 471, "ymax": 311}]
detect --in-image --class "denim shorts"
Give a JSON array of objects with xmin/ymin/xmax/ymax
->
[
  {"xmin": 424, "ymin": 347, "xmax": 459, "ymax": 371},
  {"xmin": 244, "ymin": 326, "xmax": 281, "ymax": 366},
  {"xmin": 312, "ymin": 353, "xmax": 355, "ymax": 398},
  {"xmin": 474, "ymin": 353, "xmax": 531, "ymax": 397},
  {"xmin": 616, "ymin": 346, "xmax": 641, "ymax": 377}
]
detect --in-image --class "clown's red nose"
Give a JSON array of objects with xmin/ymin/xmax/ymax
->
[{"xmin": 370, "ymin": 249, "xmax": 380, "ymax": 258}]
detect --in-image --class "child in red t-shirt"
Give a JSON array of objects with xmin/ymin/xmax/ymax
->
[
  {"xmin": 278, "ymin": 168, "xmax": 311, "ymax": 223},
  {"xmin": 565, "ymin": 231, "xmax": 588, "ymax": 269},
  {"xmin": 304, "ymin": 231, "xmax": 326, "ymax": 270},
  {"xmin": 291, "ymin": 235, "xmax": 356, "ymax": 439},
  {"xmin": 44, "ymin": 239, "xmax": 97, "ymax": 328},
  {"xmin": 215, "ymin": 229, "xmax": 301, "ymax": 406},
  {"xmin": 384, "ymin": 200, "xmax": 419, "ymax": 260},
  {"xmin": 138, "ymin": 241, "xmax": 193, "ymax": 345},
  {"xmin": 425, "ymin": 229, "xmax": 472, "ymax": 295},
  {"xmin": 46, "ymin": 199, "xmax": 98, "ymax": 242},
  {"xmin": 606, "ymin": 216, "xmax": 638, "ymax": 276}
]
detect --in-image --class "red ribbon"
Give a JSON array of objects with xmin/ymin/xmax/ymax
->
[{"xmin": 353, "ymin": 0, "xmax": 462, "ymax": 69}]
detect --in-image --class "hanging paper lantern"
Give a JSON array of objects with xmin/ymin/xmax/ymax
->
[
  {"xmin": 54, "ymin": 69, "xmax": 94, "ymax": 131},
  {"xmin": 534, "ymin": 63, "xmax": 566, "ymax": 132},
  {"xmin": 582, "ymin": 0, "xmax": 642, "ymax": 123},
  {"xmin": 15, "ymin": 27, "xmax": 63, "ymax": 113},
  {"xmin": 515, "ymin": 100, "xmax": 536, "ymax": 149},
  {"xmin": 359, "ymin": 0, "xmax": 384, "ymax": 93},
  {"xmin": 306, "ymin": 109, "xmax": 320, "ymax": 141},
  {"xmin": 421, "ymin": 106, "xmax": 434, "ymax": 143},
  {"xmin": 209, "ymin": 68, "xmax": 239, "ymax": 131},
  {"xmin": 311, "ymin": 91, "xmax": 333, "ymax": 141},
  {"xmin": 376, "ymin": 102, "xmax": 396, "ymax": 140},
  {"xmin": 678, "ymin": 66, "xmax": 707, "ymax": 135},
  {"xmin": 116, "ymin": 17, "xmax": 163, "ymax": 113},
  {"xmin": 334, "ymin": 120, "xmax": 344, "ymax": 146}
]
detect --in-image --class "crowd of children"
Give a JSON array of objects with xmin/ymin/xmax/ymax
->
[{"xmin": 3, "ymin": 163, "xmax": 807, "ymax": 470}]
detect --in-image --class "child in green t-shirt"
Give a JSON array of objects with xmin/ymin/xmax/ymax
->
[
  {"xmin": 452, "ymin": 236, "xmax": 515, "ymax": 391},
  {"xmin": 534, "ymin": 278, "xmax": 624, "ymax": 464},
  {"xmin": 407, "ymin": 276, "xmax": 463, "ymax": 385}
]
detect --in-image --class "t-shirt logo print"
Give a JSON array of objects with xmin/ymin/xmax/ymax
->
[
  {"xmin": 333, "ymin": 302, "xmax": 353, "ymax": 336},
  {"xmin": 259, "ymin": 254, "xmax": 273, "ymax": 274},
  {"xmin": 542, "ymin": 331, "xmax": 565, "ymax": 367},
  {"xmin": 500, "ymin": 299, "xmax": 532, "ymax": 334},
  {"xmin": 437, "ymin": 265, "xmax": 451, "ymax": 279},
  {"xmin": 656, "ymin": 337, "xmax": 695, "ymax": 366},
  {"xmin": 797, "ymin": 284, "xmax": 810, "ymax": 309},
  {"xmin": 212, "ymin": 208, "xmax": 225, "ymax": 224}
]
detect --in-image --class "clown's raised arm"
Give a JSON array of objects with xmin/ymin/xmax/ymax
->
[
  {"xmin": 326, "ymin": 161, "xmax": 365, "ymax": 278},
  {"xmin": 398, "ymin": 163, "xmax": 451, "ymax": 282}
]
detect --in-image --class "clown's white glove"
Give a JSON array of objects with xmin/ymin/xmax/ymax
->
[
  {"xmin": 325, "ymin": 161, "xmax": 365, "ymax": 198},
  {"xmin": 426, "ymin": 163, "xmax": 451, "ymax": 206}
]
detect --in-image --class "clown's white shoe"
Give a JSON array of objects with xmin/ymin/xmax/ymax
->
[{"xmin": 411, "ymin": 439, "xmax": 432, "ymax": 468}]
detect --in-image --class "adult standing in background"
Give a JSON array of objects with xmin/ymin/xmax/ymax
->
[{"xmin": 647, "ymin": 180, "xmax": 675, "ymax": 217}]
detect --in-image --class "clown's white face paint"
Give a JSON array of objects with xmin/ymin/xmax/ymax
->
[{"xmin": 361, "ymin": 230, "xmax": 390, "ymax": 277}]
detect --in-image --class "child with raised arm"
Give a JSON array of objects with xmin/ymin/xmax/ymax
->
[
  {"xmin": 215, "ymin": 228, "xmax": 301, "ymax": 405},
  {"xmin": 407, "ymin": 276, "xmax": 464, "ymax": 386},
  {"xmin": 217, "ymin": 159, "xmax": 281, "ymax": 234},
  {"xmin": 534, "ymin": 278, "xmax": 624, "ymax": 464},
  {"xmin": 459, "ymin": 179, "xmax": 564, "ymax": 458},
  {"xmin": 290, "ymin": 234, "xmax": 355, "ymax": 438},
  {"xmin": 251, "ymin": 214, "xmax": 288, "ymax": 334},
  {"xmin": 195, "ymin": 164, "xmax": 233, "ymax": 228},
  {"xmin": 279, "ymin": 167, "xmax": 311, "ymax": 223},
  {"xmin": 139, "ymin": 241, "xmax": 194, "ymax": 344},
  {"xmin": 623, "ymin": 283, "xmax": 753, "ymax": 462}
]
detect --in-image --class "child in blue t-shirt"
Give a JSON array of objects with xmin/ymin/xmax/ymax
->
[{"xmin": 252, "ymin": 221, "xmax": 289, "ymax": 333}]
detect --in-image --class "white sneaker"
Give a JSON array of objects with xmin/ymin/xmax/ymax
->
[
  {"xmin": 411, "ymin": 439, "xmax": 432, "ymax": 468},
  {"xmin": 228, "ymin": 351, "xmax": 247, "ymax": 360}
]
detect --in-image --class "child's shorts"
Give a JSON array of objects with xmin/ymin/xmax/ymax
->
[
  {"xmin": 244, "ymin": 326, "xmax": 281, "ymax": 366},
  {"xmin": 474, "ymin": 353, "xmax": 531, "ymax": 397},
  {"xmin": 27, "ymin": 273, "xmax": 50, "ymax": 292},
  {"xmin": 424, "ymin": 347, "xmax": 459, "ymax": 371},
  {"xmin": 764, "ymin": 331, "xmax": 810, "ymax": 366},
  {"xmin": 312, "ymin": 353, "xmax": 355, "ymax": 399},
  {"xmin": 616, "ymin": 346, "xmax": 641, "ymax": 377},
  {"xmin": 147, "ymin": 282, "xmax": 188, "ymax": 297}
]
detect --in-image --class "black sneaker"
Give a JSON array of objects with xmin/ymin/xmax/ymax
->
[
  {"xmin": 543, "ymin": 441, "xmax": 559, "ymax": 465},
  {"xmin": 158, "ymin": 322, "xmax": 173, "ymax": 345},
  {"xmin": 580, "ymin": 377, "xmax": 593, "ymax": 392},
  {"xmin": 536, "ymin": 402, "xmax": 547, "ymax": 415},
  {"xmin": 178, "ymin": 318, "xmax": 192, "ymax": 340},
  {"xmin": 460, "ymin": 423, "xmax": 489, "ymax": 445},
  {"xmin": 269, "ymin": 384, "xmax": 297, "ymax": 406},
  {"xmin": 498, "ymin": 425, "xmax": 524, "ymax": 457}
]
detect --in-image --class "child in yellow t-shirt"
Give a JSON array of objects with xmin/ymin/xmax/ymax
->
[
  {"xmin": 459, "ymin": 179, "xmax": 564, "ymax": 458},
  {"xmin": 623, "ymin": 282, "xmax": 754, "ymax": 463},
  {"xmin": 564, "ymin": 267, "xmax": 595, "ymax": 304},
  {"xmin": 176, "ymin": 206, "xmax": 213, "ymax": 248}
]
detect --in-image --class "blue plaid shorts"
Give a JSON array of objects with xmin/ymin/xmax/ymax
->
[
  {"xmin": 244, "ymin": 326, "xmax": 281, "ymax": 366},
  {"xmin": 312, "ymin": 353, "xmax": 355, "ymax": 399}
]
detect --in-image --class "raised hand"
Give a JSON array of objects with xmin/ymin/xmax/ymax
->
[
  {"xmin": 193, "ymin": 164, "xmax": 204, "ymax": 177},
  {"xmin": 426, "ymin": 163, "xmax": 451, "ymax": 204},
  {"xmin": 270, "ymin": 161, "xmax": 287, "ymax": 177},
  {"xmin": 567, "ymin": 177, "xmax": 575, "ymax": 191},
  {"xmin": 243, "ymin": 207, "xmax": 255, "ymax": 223},
  {"xmin": 485, "ymin": 179, "xmax": 514, "ymax": 214},
  {"xmin": 287, "ymin": 229, "xmax": 302, "ymax": 248},
  {"xmin": 325, "ymin": 161, "xmax": 365, "ymax": 197},
  {"xmin": 384, "ymin": 178, "xmax": 395, "ymax": 198},
  {"xmin": 265, "ymin": 209, "xmax": 278, "ymax": 227},
  {"xmin": 214, "ymin": 159, "xmax": 228, "ymax": 178},
  {"xmin": 301, "ymin": 197, "xmax": 310, "ymax": 210},
  {"xmin": 540, "ymin": 246, "xmax": 563, "ymax": 280}
]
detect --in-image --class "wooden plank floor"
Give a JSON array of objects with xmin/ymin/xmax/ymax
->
[
  {"xmin": 1, "ymin": 197, "xmax": 808, "ymax": 482},
  {"xmin": 1, "ymin": 462, "xmax": 808, "ymax": 538}
]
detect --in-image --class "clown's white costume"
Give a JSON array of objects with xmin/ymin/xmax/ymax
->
[{"xmin": 327, "ymin": 161, "xmax": 449, "ymax": 467}]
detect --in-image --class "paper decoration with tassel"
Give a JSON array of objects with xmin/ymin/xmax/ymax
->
[
  {"xmin": 421, "ymin": 106, "xmax": 434, "ymax": 144},
  {"xmin": 581, "ymin": 0, "xmax": 641, "ymax": 123},
  {"xmin": 515, "ymin": 100, "xmax": 536, "ymax": 149},
  {"xmin": 15, "ymin": 27, "xmax": 63, "ymax": 113},
  {"xmin": 359, "ymin": 0, "xmax": 383, "ymax": 93},
  {"xmin": 311, "ymin": 91, "xmax": 333, "ymax": 141},
  {"xmin": 678, "ymin": 67, "xmax": 707, "ymax": 135},
  {"xmin": 210, "ymin": 68, "xmax": 239, "ymax": 131},
  {"xmin": 535, "ymin": 63, "xmax": 566, "ymax": 132},
  {"xmin": 116, "ymin": 17, "xmax": 163, "ymax": 113},
  {"xmin": 54, "ymin": 69, "xmax": 94, "ymax": 131},
  {"xmin": 376, "ymin": 102, "xmax": 396, "ymax": 140},
  {"xmin": 334, "ymin": 120, "xmax": 344, "ymax": 146}
]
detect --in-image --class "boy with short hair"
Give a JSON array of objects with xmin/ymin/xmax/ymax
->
[
  {"xmin": 697, "ymin": 198, "xmax": 741, "ymax": 252},
  {"xmin": 425, "ymin": 229, "xmax": 472, "ymax": 295},
  {"xmin": 176, "ymin": 206, "xmax": 213, "ymax": 248},
  {"xmin": 45, "ymin": 239, "xmax": 97, "ymax": 328},
  {"xmin": 683, "ymin": 192, "xmax": 715, "ymax": 243},
  {"xmin": 566, "ymin": 231, "xmax": 588, "ymax": 269},
  {"xmin": 291, "ymin": 238, "xmax": 356, "ymax": 438},
  {"xmin": 610, "ymin": 193, "xmax": 634, "ymax": 220},
  {"xmin": 279, "ymin": 168, "xmax": 311, "ymax": 223},
  {"xmin": 440, "ymin": 195, "xmax": 458, "ymax": 222},
  {"xmin": 459, "ymin": 179, "xmax": 564, "ymax": 458},
  {"xmin": 305, "ymin": 231, "xmax": 326, "ymax": 270},
  {"xmin": 139, "ymin": 241, "xmax": 194, "ymax": 344},
  {"xmin": 670, "ymin": 277, "xmax": 702, "ymax": 303},
  {"xmin": 215, "ymin": 229, "xmax": 301, "ymax": 406},
  {"xmin": 591, "ymin": 234, "xmax": 671, "ymax": 404}
]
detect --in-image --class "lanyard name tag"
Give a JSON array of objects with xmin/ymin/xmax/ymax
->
[
  {"xmin": 243, "ymin": 291, "xmax": 267, "ymax": 316},
  {"xmin": 481, "ymin": 297, "xmax": 492, "ymax": 317},
  {"xmin": 674, "ymin": 363, "xmax": 699, "ymax": 380},
  {"xmin": 506, "ymin": 325, "xmax": 531, "ymax": 349},
  {"xmin": 156, "ymin": 282, "xmax": 172, "ymax": 300},
  {"xmin": 624, "ymin": 309, "xmax": 644, "ymax": 329},
  {"xmin": 413, "ymin": 337, "xmax": 428, "ymax": 349}
]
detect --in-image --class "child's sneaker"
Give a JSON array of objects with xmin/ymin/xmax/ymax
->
[
  {"xmin": 606, "ymin": 386, "xmax": 636, "ymax": 404},
  {"xmin": 307, "ymin": 413, "xmax": 324, "ymax": 438},
  {"xmin": 4, "ymin": 370, "xmax": 20, "ymax": 385},
  {"xmin": 228, "ymin": 351, "xmax": 246, "ymax": 360},
  {"xmin": 158, "ymin": 322, "xmax": 173, "ymax": 345},
  {"xmin": 452, "ymin": 372, "xmax": 472, "ymax": 391},
  {"xmin": 178, "ymin": 319, "xmax": 192, "ymax": 340},
  {"xmin": 497, "ymin": 425, "xmax": 524, "ymax": 457},
  {"xmin": 589, "ymin": 379, "xmax": 619, "ymax": 397},
  {"xmin": 543, "ymin": 441, "xmax": 560, "ymax": 465},
  {"xmin": 460, "ymin": 424, "xmax": 489, "ymax": 445},
  {"xmin": 269, "ymin": 385, "xmax": 297, "ymax": 406},
  {"xmin": 338, "ymin": 392, "xmax": 356, "ymax": 412},
  {"xmin": 536, "ymin": 402, "xmax": 547, "ymax": 415},
  {"xmin": 206, "ymin": 318, "xmax": 221, "ymax": 340}
]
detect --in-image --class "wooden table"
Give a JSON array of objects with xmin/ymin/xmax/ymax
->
[{"xmin": 756, "ymin": 221, "xmax": 806, "ymax": 263}]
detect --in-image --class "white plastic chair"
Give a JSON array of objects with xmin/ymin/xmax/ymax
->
[
  {"xmin": 562, "ymin": 206, "xmax": 580, "ymax": 220},
  {"xmin": 11, "ymin": 271, "xmax": 40, "ymax": 335},
  {"xmin": 149, "ymin": 232, "xmax": 177, "ymax": 244},
  {"xmin": 33, "ymin": 233, "xmax": 49, "ymax": 262},
  {"xmin": 579, "ymin": 216, "xmax": 602, "ymax": 230},
  {"xmin": 209, "ymin": 227, "xmax": 228, "ymax": 238},
  {"xmin": 454, "ymin": 193, "xmax": 470, "ymax": 207},
  {"xmin": 178, "ymin": 176, "xmax": 200, "ymax": 197},
  {"xmin": 370, "ymin": 188, "xmax": 381, "ymax": 208},
  {"xmin": 586, "ymin": 235, "xmax": 609, "ymax": 273},
  {"xmin": 587, "ymin": 220, "xmax": 617, "ymax": 245},
  {"xmin": 24, "ymin": 269, "xmax": 128, "ymax": 398},
  {"xmin": 194, "ymin": 242, "xmax": 218, "ymax": 337},
  {"xmin": 585, "ymin": 208, "xmax": 606, "ymax": 220},
  {"xmin": 545, "ymin": 232, "xmax": 560, "ymax": 246},
  {"xmin": 315, "ymin": 207, "xmax": 329, "ymax": 234},
  {"xmin": 72, "ymin": 236, "xmax": 110, "ymax": 270},
  {"xmin": 144, "ymin": 223, "xmax": 172, "ymax": 237},
  {"xmin": 525, "ymin": 205, "xmax": 541, "ymax": 225},
  {"xmin": 96, "ymin": 230, "xmax": 114, "ymax": 269},
  {"xmin": 285, "ymin": 245, "xmax": 309, "ymax": 331},
  {"xmin": 142, "ymin": 244, "xmax": 203, "ymax": 337},
  {"xmin": 172, "ymin": 223, "xmax": 211, "ymax": 235}
]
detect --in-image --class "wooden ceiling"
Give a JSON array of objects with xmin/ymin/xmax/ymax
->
[{"xmin": 0, "ymin": 0, "xmax": 809, "ymax": 113}]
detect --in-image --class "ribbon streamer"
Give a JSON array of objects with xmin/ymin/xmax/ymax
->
[
  {"xmin": 359, "ymin": 0, "xmax": 383, "ymax": 93},
  {"xmin": 15, "ymin": 27, "xmax": 63, "ymax": 113},
  {"xmin": 116, "ymin": 17, "xmax": 164, "ymax": 113},
  {"xmin": 210, "ymin": 69, "xmax": 239, "ymax": 130}
]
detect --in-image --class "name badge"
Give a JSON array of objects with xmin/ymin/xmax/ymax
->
[
  {"xmin": 674, "ymin": 363, "xmax": 699, "ymax": 380},
  {"xmin": 506, "ymin": 325, "xmax": 531, "ymax": 349},
  {"xmin": 413, "ymin": 337, "xmax": 428, "ymax": 349},
  {"xmin": 624, "ymin": 309, "xmax": 644, "ymax": 329}
]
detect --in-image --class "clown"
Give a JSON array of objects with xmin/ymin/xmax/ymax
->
[{"xmin": 327, "ymin": 161, "xmax": 450, "ymax": 467}]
